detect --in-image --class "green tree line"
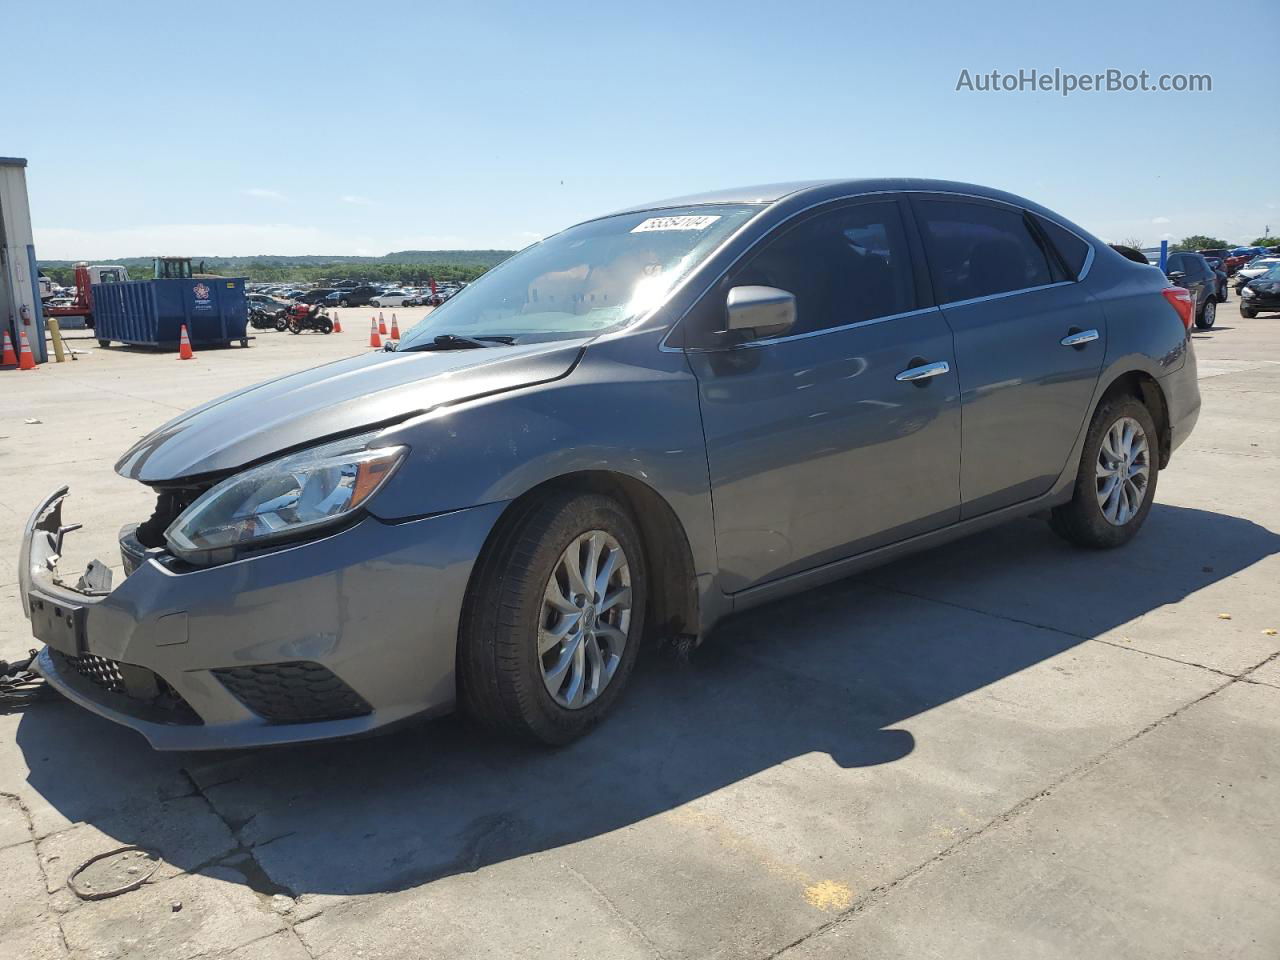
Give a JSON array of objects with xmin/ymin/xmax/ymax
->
[{"xmin": 39, "ymin": 250, "xmax": 516, "ymax": 287}]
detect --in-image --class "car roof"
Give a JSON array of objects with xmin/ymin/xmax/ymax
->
[{"xmin": 601, "ymin": 178, "xmax": 1067, "ymax": 218}]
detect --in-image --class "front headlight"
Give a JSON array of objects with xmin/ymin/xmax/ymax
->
[
  {"xmin": 166, "ymin": 432, "xmax": 407, "ymax": 557},
  {"xmin": 1242, "ymin": 286, "xmax": 1256, "ymax": 297}
]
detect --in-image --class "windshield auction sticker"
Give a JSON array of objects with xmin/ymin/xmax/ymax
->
[{"xmin": 631, "ymin": 215, "xmax": 722, "ymax": 233}]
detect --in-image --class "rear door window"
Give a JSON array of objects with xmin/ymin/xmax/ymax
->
[{"xmin": 916, "ymin": 198, "xmax": 1054, "ymax": 303}]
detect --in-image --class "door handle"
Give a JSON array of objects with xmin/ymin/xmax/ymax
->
[
  {"xmin": 1060, "ymin": 329, "xmax": 1100, "ymax": 347},
  {"xmin": 895, "ymin": 360, "xmax": 950, "ymax": 382}
]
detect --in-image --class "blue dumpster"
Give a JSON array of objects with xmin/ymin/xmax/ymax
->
[{"xmin": 92, "ymin": 277, "xmax": 249, "ymax": 348}]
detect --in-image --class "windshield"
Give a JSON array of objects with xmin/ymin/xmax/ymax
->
[
  {"xmin": 1262, "ymin": 265, "xmax": 1280, "ymax": 280},
  {"xmin": 398, "ymin": 204, "xmax": 760, "ymax": 346}
]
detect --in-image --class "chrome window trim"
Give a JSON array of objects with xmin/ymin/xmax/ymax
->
[
  {"xmin": 678, "ymin": 306, "xmax": 944, "ymax": 353},
  {"xmin": 934, "ymin": 280, "xmax": 1074, "ymax": 310},
  {"xmin": 658, "ymin": 188, "xmax": 1100, "ymax": 353}
]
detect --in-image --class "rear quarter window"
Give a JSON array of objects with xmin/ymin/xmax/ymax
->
[{"xmin": 1032, "ymin": 215, "xmax": 1091, "ymax": 280}]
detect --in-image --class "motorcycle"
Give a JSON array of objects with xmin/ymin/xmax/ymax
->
[
  {"xmin": 285, "ymin": 302, "xmax": 334, "ymax": 335},
  {"xmin": 248, "ymin": 305, "xmax": 288, "ymax": 332}
]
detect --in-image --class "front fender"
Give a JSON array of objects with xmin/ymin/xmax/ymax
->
[{"xmin": 366, "ymin": 329, "xmax": 717, "ymax": 578}]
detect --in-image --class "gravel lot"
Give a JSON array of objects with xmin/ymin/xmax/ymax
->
[{"xmin": 1, "ymin": 300, "xmax": 1277, "ymax": 959}]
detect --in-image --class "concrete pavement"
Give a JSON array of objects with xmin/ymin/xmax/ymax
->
[{"xmin": 0, "ymin": 299, "xmax": 1277, "ymax": 959}]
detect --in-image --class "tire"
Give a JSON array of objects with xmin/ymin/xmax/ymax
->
[
  {"xmin": 459, "ymin": 492, "xmax": 647, "ymax": 745},
  {"xmin": 340, "ymin": 299, "xmax": 351, "ymax": 308},
  {"xmin": 319, "ymin": 319, "xmax": 333, "ymax": 334},
  {"xmin": 275, "ymin": 318, "xmax": 288, "ymax": 332},
  {"xmin": 1241, "ymin": 306, "xmax": 1258, "ymax": 319},
  {"xmin": 1049, "ymin": 395, "xmax": 1159, "ymax": 549},
  {"xmin": 287, "ymin": 318, "xmax": 301, "ymax": 334},
  {"xmin": 97, "ymin": 339, "xmax": 110, "ymax": 348},
  {"xmin": 1195, "ymin": 297, "xmax": 1216, "ymax": 329}
]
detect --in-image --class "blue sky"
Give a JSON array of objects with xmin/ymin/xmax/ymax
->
[{"xmin": 6, "ymin": 0, "xmax": 1277, "ymax": 259}]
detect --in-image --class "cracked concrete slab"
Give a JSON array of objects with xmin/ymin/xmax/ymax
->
[
  {"xmin": 0, "ymin": 794, "xmax": 32, "ymax": 850},
  {"xmin": 35, "ymin": 795, "xmax": 237, "ymax": 894},
  {"xmin": 294, "ymin": 851, "xmax": 661, "ymax": 960},
  {"xmin": 58, "ymin": 868, "xmax": 286, "ymax": 960},
  {"xmin": 0, "ymin": 918, "xmax": 67, "ymax": 960},
  {"xmin": 0, "ymin": 841, "xmax": 48, "ymax": 940},
  {"xmin": 777, "ymin": 680, "xmax": 1280, "ymax": 960},
  {"xmin": 217, "ymin": 930, "xmax": 312, "ymax": 959}
]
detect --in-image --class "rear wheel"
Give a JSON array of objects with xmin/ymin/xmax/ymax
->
[
  {"xmin": 96, "ymin": 339, "xmax": 110, "ymax": 348},
  {"xmin": 287, "ymin": 318, "xmax": 301, "ymax": 334},
  {"xmin": 1195, "ymin": 297, "xmax": 1216, "ymax": 329},
  {"xmin": 1050, "ymin": 395, "xmax": 1159, "ymax": 549},
  {"xmin": 459, "ymin": 492, "xmax": 647, "ymax": 744}
]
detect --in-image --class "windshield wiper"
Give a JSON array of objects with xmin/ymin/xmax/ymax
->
[{"xmin": 396, "ymin": 334, "xmax": 517, "ymax": 352}]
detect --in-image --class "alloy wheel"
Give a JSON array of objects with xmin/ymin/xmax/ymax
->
[
  {"xmin": 538, "ymin": 530, "xmax": 632, "ymax": 709},
  {"xmin": 1095, "ymin": 416, "xmax": 1150, "ymax": 526}
]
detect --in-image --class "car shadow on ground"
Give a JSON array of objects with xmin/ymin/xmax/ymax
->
[{"xmin": 15, "ymin": 503, "xmax": 1280, "ymax": 899}]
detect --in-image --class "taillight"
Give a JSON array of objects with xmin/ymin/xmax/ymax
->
[{"xmin": 1161, "ymin": 286, "xmax": 1194, "ymax": 330}]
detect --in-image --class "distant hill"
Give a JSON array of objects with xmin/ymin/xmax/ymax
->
[{"xmin": 39, "ymin": 250, "xmax": 517, "ymax": 286}]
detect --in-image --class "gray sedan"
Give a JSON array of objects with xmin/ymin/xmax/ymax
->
[{"xmin": 19, "ymin": 178, "xmax": 1201, "ymax": 749}]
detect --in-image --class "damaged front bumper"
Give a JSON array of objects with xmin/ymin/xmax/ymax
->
[{"xmin": 20, "ymin": 487, "xmax": 504, "ymax": 750}]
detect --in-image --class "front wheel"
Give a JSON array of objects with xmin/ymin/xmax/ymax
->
[
  {"xmin": 459, "ymin": 492, "xmax": 647, "ymax": 744},
  {"xmin": 319, "ymin": 319, "xmax": 333, "ymax": 334},
  {"xmin": 1241, "ymin": 306, "xmax": 1258, "ymax": 319},
  {"xmin": 275, "ymin": 317, "xmax": 288, "ymax": 331},
  {"xmin": 1049, "ymin": 395, "xmax": 1159, "ymax": 549},
  {"xmin": 1195, "ymin": 298, "xmax": 1216, "ymax": 329}
]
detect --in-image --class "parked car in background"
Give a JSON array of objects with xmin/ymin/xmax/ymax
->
[
  {"xmin": 1234, "ymin": 256, "xmax": 1280, "ymax": 293},
  {"xmin": 1240, "ymin": 264, "xmax": 1280, "ymax": 318},
  {"xmin": 338, "ymin": 285, "xmax": 379, "ymax": 307},
  {"xmin": 298, "ymin": 288, "xmax": 337, "ymax": 305},
  {"xmin": 1201, "ymin": 257, "xmax": 1230, "ymax": 302},
  {"xmin": 371, "ymin": 289, "xmax": 414, "ymax": 308},
  {"xmin": 1163, "ymin": 252, "xmax": 1219, "ymax": 328},
  {"xmin": 1200, "ymin": 248, "xmax": 1249, "ymax": 273},
  {"xmin": 247, "ymin": 293, "xmax": 291, "ymax": 317},
  {"xmin": 19, "ymin": 178, "xmax": 1201, "ymax": 750}
]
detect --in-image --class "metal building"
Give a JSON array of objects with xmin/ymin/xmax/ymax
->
[{"xmin": 1, "ymin": 156, "xmax": 47, "ymax": 363}]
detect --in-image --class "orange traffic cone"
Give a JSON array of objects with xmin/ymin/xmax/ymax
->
[
  {"xmin": 369, "ymin": 318, "xmax": 381, "ymax": 348},
  {"xmin": 18, "ymin": 330, "xmax": 37, "ymax": 370},
  {"xmin": 378, "ymin": 311, "xmax": 387, "ymax": 336},
  {"xmin": 332, "ymin": 314, "xmax": 342, "ymax": 333},
  {"xmin": 178, "ymin": 324, "xmax": 194, "ymax": 360},
  {"xmin": 1, "ymin": 330, "xmax": 16, "ymax": 366},
  {"xmin": 390, "ymin": 314, "xmax": 400, "ymax": 340}
]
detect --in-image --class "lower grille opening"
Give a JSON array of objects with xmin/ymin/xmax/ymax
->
[
  {"xmin": 49, "ymin": 650, "xmax": 202, "ymax": 725},
  {"xmin": 213, "ymin": 662, "xmax": 372, "ymax": 724}
]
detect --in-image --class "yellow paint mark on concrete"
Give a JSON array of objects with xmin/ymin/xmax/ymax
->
[
  {"xmin": 670, "ymin": 805, "xmax": 855, "ymax": 913},
  {"xmin": 804, "ymin": 880, "xmax": 854, "ymax": 912}
]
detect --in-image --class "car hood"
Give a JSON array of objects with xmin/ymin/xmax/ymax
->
[{"xmin": 115, "ymin": 340, "xmax": 585, "ymax": 483}]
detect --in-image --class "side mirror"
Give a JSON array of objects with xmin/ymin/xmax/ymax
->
[
  {"xmin": 725, "ymin": 285, "xmax": 796, "ymax": 340},
  {"xmin": 1166, "ymin": 270, "xmax": 1186, "ymax": 284}
]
